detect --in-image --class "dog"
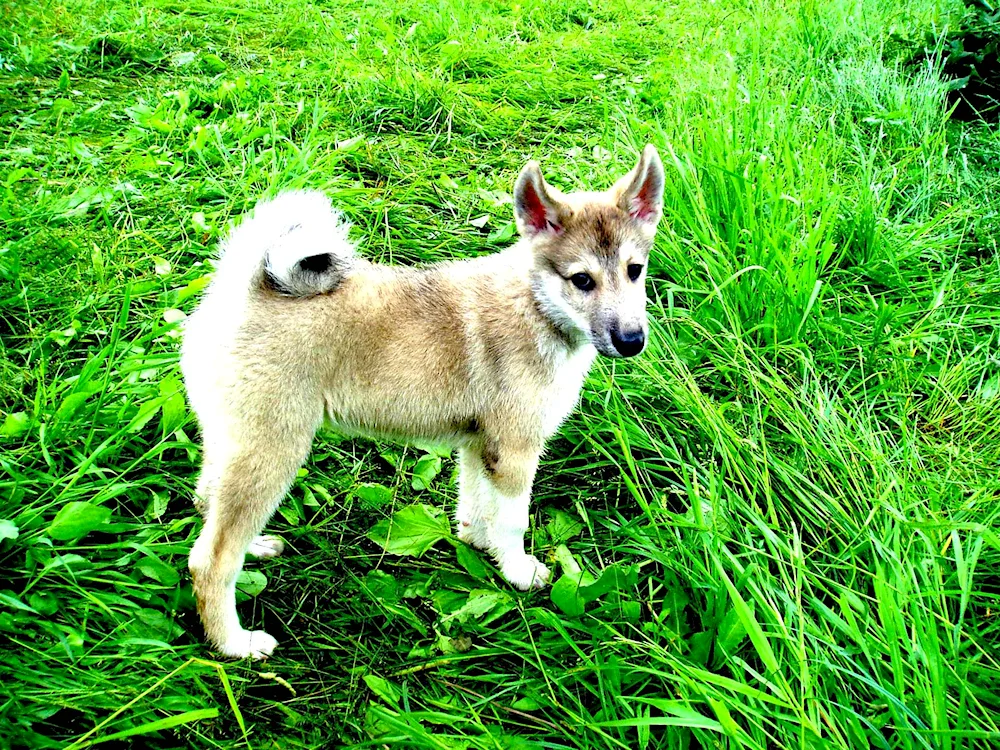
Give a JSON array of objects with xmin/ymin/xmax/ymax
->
[{"xmin": 181, "ymin": 145, "xmax": 665, "ymax": 658}]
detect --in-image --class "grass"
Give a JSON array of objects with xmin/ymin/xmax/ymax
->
[{"xmin": 2, "ymin": 0, "xmax": 1000, "ymax": 747}]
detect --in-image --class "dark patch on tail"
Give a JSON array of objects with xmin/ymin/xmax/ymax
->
[
  {"xmin": 299, "ymin": 254, "xmax": 333, "ymax": 273},
  {"xmin": 262, "ymin": 252, "xmax": 347, "ymax": 296}
]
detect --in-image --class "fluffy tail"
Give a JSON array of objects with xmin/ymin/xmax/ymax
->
[{"xmin": 214, "ymin": 190, "xmax": 356, "ymax": 297}]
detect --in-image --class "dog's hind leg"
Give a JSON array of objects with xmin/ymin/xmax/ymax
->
[
  {"xmin": 196, "ymin": 437, "xmax": 282, "ymax": 558},
  {"xmin": 193, "ymin": 450, "xmax": 220, "ymax": 519},
  {"xmin": 188, "ymin": 409, "xmax": 318, "ymax": 659}
]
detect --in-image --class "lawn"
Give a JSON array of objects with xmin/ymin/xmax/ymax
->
[{"xmin": 2, "ymin": 0, "xmax": 1000, "ymax": 747}]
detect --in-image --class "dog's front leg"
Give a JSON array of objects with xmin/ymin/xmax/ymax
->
[
  {"xmin": 456, "ymin": 446, "xmax": 492, "ymax": 549},
  {"xmin": 478, "ymin": 439, "xmax": 550, "ymax": 590}
]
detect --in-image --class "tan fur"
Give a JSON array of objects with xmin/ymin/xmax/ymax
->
[{"xmin": 182, "ymin": 145, "xmax": 665, "ymax": 658}]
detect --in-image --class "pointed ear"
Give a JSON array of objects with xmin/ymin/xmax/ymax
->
[
  {"xmin": 615, "ymin": 144, "xmax": 664, "ymax": 226},
  {"xmin": 513, "ymin": 161, "xmax": 570, "ymax": 238}
]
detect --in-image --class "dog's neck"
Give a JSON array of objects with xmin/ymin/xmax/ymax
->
[{"xmin": 527, "ymin": 272, "xmax": 591, "ymax": 356}]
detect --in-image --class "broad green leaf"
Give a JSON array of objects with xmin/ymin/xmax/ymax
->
[
  {"xmin": 440, "ymin": 590, "xmax": 514, "ymax": 627},
  {"xmin": 550, "ymin": 572, "xmax": 587, "ymax": 617},
  {"xmin": 54, "ymin": 391, "xmax": 94, "ymax": 424},
  {"xmin": 127, "ymin": 397, "xmax": 167, "ymax": 435},
  {"xmin": 368, "ymin": 504, "xmax": 451, "ymax": 557},
  {"xmin": 411, "ymin": 454, "xmax": 442, "ymax": 491},
  {"xmin": 363, "ymin": 675, "xmax": 401, "ymax": 707},
  {"xmin": 236, "ymin": 570, "xmax": 267, "ymax": 597},
  {"xmin": 277, "ymin": 499, "xmax": 301, "ymax": 526},
  {"xmin": 619, "ymin": 600, "xmax": 642, "ymax": 621},
  {"xmin": 488, "ymin": 221, "xmax": 516, "ymax": 243},
  {"xmin": 354, "ymin": 483, "xmax": 394, "ymax": 509},
  {"xmin": 714, "ymin": 607, "xmax": 748, "ymax": 665},
  {"xmin": 43, "ymin": 553, "xmax": 92, "ymax": 571},
  {"xmin": 410, "ymin": 440, "xmax": 453, "ymax": 458},
  {"xmin": 553, "ymin": 544, "xmax": 583, "ymax": 575},
  {"xmin": 201, "ymin": 53, "xmax": 226, "ymax": 74},
  {"xmin": 579, "ymin": 563, "xmax": 638, "ymax": 603},
  {"xmin": 152, "ymin": 255, "xmax": 171, "ymax": 275},
  {"xmin": 4, "ymin": 167, "xmax": 38, "ymax": 186},
  {"xmin": 550, "ymin": 559, "xmax": 634, "ymax": 616},
  {"xmin": 0, "ymin": 412, "xmax": 29, "ymax": 438},
  {"xmin": 49, "ymin": 502, "xmax": 111, "ymax": 541},
  {"xmin": 546, "ymin": 509, "xmax": 584, "ymax": 544},
  {"xmin": 137, "ymin": 555, "xmax": 180, "ymax": 586},
  {"xmin": 146, "ymin": 491, "xmax": 168, "ymax": 521},
  {"xmin": 159, "ymin": 378, "xmax": 186, "ymax": 437},
  {"xmin": 435, "ymin": 632, "xmax": 473, "ymax": 655},
  {"xmin": 302, "ymin": 486, "xmax": 320, "ymax": 508},
  {"xmin": 0, "ymin": 520, "xmax": 18, "ymax": 541},
  {"xmin": 688, "ymin": 631, "xmax": 714, "ymax": 666},
  {"xmin": 28, "ymin": 591, "xmax": 59, "ymax": 616},
  {"xmin": 440, "ymin": 39, "xmax": 463, "ymax": 65},
  {"xmin": 360, "ymin": 570, "xmax": 428, "ymax": 636},
  {"xmin": 362, "ymin": 570, "xmax": 399, "ymax": 602},
  {"xmin": 171, "ymin": 275, "xmax": 212, "ymax": 305},
  {"xmin": 456, "ymin": 544, "xmax": 489, "ymax": 579}
]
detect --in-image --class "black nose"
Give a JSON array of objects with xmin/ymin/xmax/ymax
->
[{"xmin": 611, "ymin": 327, "xmax": 646, "ymax": 357}]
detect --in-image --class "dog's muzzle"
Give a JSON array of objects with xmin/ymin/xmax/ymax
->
[{"xmin": 610, "ymin": 325, "xmax": 646, "ymax": 357}]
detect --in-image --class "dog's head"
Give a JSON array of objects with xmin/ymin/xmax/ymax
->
[{"xmin": 516, "ymin": 145, "xmax": 664, "ymax": 358}]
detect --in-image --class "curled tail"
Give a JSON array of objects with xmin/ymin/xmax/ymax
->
[{"xmin": 214, "ymin": 190, "xmax": 356, "ymax": 298}]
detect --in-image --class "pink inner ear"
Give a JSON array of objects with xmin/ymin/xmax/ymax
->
[
  {"xmin": 522, "ymin": 180, "xmax": 555, "ymax": 232},
  {"xmin": 629, "ymin": 174, "xmax": 657, "ymax": 221}
]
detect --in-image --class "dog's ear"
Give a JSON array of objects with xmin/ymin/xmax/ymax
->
[
  {"xmin": 614, "ymin": 144, "xmax": 664, "ymax": 226},
  {"xmin": 513, "ymin": 161, "xmax": 570, "ymax": 238}
]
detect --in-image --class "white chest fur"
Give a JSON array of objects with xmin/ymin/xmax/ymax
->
[{"xmin": 541, "ymin": 344, "xmax": 598, "ymax": 437}]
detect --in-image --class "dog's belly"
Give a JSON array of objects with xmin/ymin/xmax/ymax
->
[
  {"xmin": 316, "ymin": 343, "xmax": 596, "ymax": 447},
  {"xmin": 321, "ymin": 389, "xmax": 475, "ymax": 448}
]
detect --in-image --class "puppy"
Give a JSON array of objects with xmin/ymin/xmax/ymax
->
[{"xmin": 182, "ymin": 146, "xmax": 665, "ymax": 658}]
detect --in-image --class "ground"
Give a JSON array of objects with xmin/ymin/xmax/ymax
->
[{"xmin": 1, "ymin": 0, "xmax": 1000, "ymax": 748}]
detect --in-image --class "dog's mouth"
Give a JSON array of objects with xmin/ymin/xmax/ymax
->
[{"xmin": 595, "ymin": 344, "xmax": 647, "ymax": 359}]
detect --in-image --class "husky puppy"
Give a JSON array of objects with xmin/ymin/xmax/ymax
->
[{"xmin": 182, "ymin": 146, "xmax": 665, "ymax": 658}]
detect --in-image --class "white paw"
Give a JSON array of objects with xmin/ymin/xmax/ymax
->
[
  {"xmin": 501, "ymin": 554, "xmax": 550, "ymax": 590},
  {"xmin": 217, "ymin": 629, "xmax": 278, "ymax": 660},
  {"xmin": 247, "ymin": 535, "xmax": 285, "ymax": 559},
  {"xmin": 456, "ymin": 520, "xmax": 490, "ymax": 550}
]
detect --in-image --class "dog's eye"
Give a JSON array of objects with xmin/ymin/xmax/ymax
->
[
  {"xmin": 627, "ymin": 264, "xmax": 643, "ymax": 282},
  {"xmin": 570, "ymin": 273, "xmax": 596, "ymax": 291}
]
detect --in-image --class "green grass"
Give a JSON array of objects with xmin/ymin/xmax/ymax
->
[{"xmin": 2, "ymin": 0, "xmax": 1000, "ymax": 747}]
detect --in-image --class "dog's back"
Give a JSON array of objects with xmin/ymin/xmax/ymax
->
[{"xmin": 184, "ymin": 212, "xmax": 565, "ymax": 449}]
